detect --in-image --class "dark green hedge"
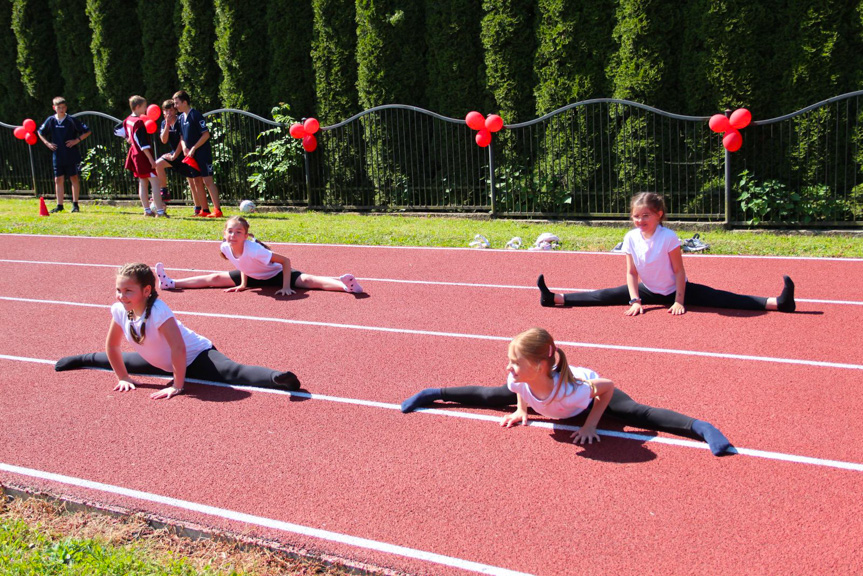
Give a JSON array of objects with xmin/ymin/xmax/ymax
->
[{"xmin": 3, "ymin": 0, "xmax": 863, "ymax": 123}]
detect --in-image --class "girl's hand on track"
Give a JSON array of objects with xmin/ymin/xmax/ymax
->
[
  {"xmin": 113, "ymin": 379, "xmax": 139, "ymax": 392},
  {"xmin": 668, "ymin": 303, "xmax": 686, "ymax": 315},
  {"xmin": 275, "ymin": 287, "xmax": 295, "ymax": 296},
  {"xmin": 501, "ymin": 409, "xmax": 528, "ymax": 428},
  {"xmin": 571, "ymin": 425, "xmax": 600, "ymax": 445},
  {"xmin": 224, "ymin": 286, "xmax": 248, "ymax": 293},
  {"xmin": 150, "ymin": 384, "xmax": 183, "ymax": 400},
  {"xmin": 624, "ymin": 303, "xmax": 644, "ymax": 316}
]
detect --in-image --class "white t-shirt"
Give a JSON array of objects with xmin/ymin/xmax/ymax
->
[
  {"xmin": 621, "ymin": 225, "xmax": 683, "ymax": 295},
  {"xmin": 507, "ymin": 366, "xmax": 599, "ymax": 420},
  {"xmin": 110, "ymin": 299, "xmax": 212, "ymax": 372},
  {"xmin": 220, "ymin": 239, "xmax": 281, "ymax": 280}
]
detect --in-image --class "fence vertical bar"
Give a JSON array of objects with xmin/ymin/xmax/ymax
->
[
  {"xmin": 28, "ymin": 144, "xmax": 37, "ymax": 195},
  {"xmin": 488, "ymin": 140, "xmax": 496, "ymax": 216},
  {"xmin": 723, "ymin": 109, "xmax": 732, "ymax": 227}
]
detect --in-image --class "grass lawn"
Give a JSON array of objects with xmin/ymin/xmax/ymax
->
[
  {"xmin": 0, "ymin": 198, "xmax": 860, "ymax": 257},
  {"xmin": 0, "ymin": 496, "xmax": 350, "ymax": 575}
]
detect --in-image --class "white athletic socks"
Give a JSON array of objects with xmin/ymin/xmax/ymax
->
[
  {"xmin": 155, "ymin": 262, "xmax": 175, "ymax": 290},
  {"xmin": 340, "ymin": 273, "xmax": 364, "ymax": 293}
]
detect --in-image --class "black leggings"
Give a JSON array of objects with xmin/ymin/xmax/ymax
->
[
  {"xmin": 59, "ymin": 347, "xmax": 286, "ymax": 389},
  {"xmin": 562, "ymin": 281, "xmax": 767, "ymax": 310},
  {"xmin": 441, "ymin": 385, "xmax": 694, "ymax": 434}
]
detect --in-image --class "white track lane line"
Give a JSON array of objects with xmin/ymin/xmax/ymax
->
[
  {"xmin": 2, "ymin": 354, "xmax": 862, "ymax": 473},
  {"xmin": 0, "ymin": 258, "xmax": 860, "ymax": 306},
  {"xmin": 0, "ymin": 462, "xmax": 532, "ymax": 576},
  {"xmin": 3, "ymin": 232, "xmax": 863, "ymax": 262},
  {"xmin": 2, "ymin": 296, "xmax": 862, "ymax": 370}
]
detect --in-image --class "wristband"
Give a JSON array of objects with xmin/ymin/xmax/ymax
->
[{"xmin": 629, "ymin": 298, "xmax": 641, "ymax": 305}]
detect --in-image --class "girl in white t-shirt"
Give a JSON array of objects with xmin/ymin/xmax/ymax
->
[
  {"xmin": 537, "ymin": 192, "xmax": 795, "ymax": 315},
  {"xmin": 401, "ymin": 327, "xmax": 731, "ymax": 456},
  {"xmin": 154, "ymin": 216, "xmax": 364, "ymax": 296},
  {"xmin": 55, "ymin": 263, "xmax": 300, "ymax": 399}
]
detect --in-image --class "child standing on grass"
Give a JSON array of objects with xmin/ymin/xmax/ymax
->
[
  {"xmin": 37, "ymin": 96, "xmax": 91, "ymax": 213},
  {"xmin": 155, "ymin": 99, "xmax": 205, "ymax": 209},
  {"xmin": 172, "ymin": 90, "xmax": 222, "ymax": 218},
  {"xmin": 55, "ymin": 263, "xmax": 300, "ymax": 398},
  {"xmin": 401, "ymin": 327, "xmax": 732, "ymax": 456},
  {"xmin": 537, "ymin": 192, "xmax": 795, "ymax": 315},
  {"xmin": 154, "ymin": 216, "xmax": 364, "ymax": 296},
  {"xmin": 124, "ymin": 96, "xmax": 168, "ymax": 218}
]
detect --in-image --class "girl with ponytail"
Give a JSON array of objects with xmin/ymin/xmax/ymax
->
[
  {"xmin": 55, "ymin": 263, "xmax": 300, "ymax": 399},
  {"xmin": 401, "ymin": 327, "xmax": 731, "ymax": 456},
  {"xmin": 154, "ymin": 216, "xmax": 364, "ymax": 297}
]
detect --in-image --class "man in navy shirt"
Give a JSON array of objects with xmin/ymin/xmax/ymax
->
[
  {"xmin": 37, "ymin": 97, "xmax": 91, "ymax": 212},
  {"xmin": 172, "ymin": 90, "xmax": 223, "ymax": 217}
]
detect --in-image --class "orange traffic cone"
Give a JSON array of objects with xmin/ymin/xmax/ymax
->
[{"xmin": 39, "ymin": 196, "xmax": 50, "ymax": 216}]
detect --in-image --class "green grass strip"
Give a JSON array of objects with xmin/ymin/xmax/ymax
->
[{"xmin": 0, "ymin": 198, "xmax": 860, "ymax": 257}]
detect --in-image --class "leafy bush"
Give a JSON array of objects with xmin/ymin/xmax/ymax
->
[
  {"xmin": 737, "ymin": 169, "xmax": 852, "ymax": 224},
  {"xmin": 244, "ymin": 104, "xmax": 302, "ymax": 200}
]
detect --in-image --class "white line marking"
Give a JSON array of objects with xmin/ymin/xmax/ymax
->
[
  {"xmin": 2, "ymin": 295, "xmax": 862, "ymax": 370},
  {"xmin": 1, "ymin": 258, "xmax": 861, "ymax": 306},
  {"xmin": 3, "ymin": 354, "xmax": 862, "ymax": 472},
  {"xmin": 4, "ymin": 232, "xmax": 863, "ymax": 261},
  {"xmin": 0, "ymin": 462, "xmax": 532, "ymax": 576}
]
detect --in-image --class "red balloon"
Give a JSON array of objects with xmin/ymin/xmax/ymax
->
[
  {"xmin": 289, "ymin": 123, "xmax": 306, "ymax": 139},
  {"xmin": 485, "ymin": 114, "xmax": 504, "ymax": 133},
  {"xmin": 475, "ymin": 129, "xmax": 491, "ymax": 148},
  {"xmin": 144, "ymin": 118, "xmax": 157, "ymax": 134},
  {"xmin": 729, "ymin": 108, "xmax": 752, "ymax": 130},
  {"xmin": 708, "ymin": 114, "xmax": 730, "ymax": 133},
  {"xmin": 146, "ymin": 104, "xmax": 161, "ymax": 121},
  {"xmin": 24, "ymin": 131, "xmax": 37, "ymax": 145},
  {"xmin": 13, "ymin": 126, "xmax": 26, "ymax": 139},
  {"xmin": 722, "ymin": 129, "xmax": 742, "ymax": 152},
  {"xmin": 302, "ymin": 134, "xmax": 317, "ymax": 152},
  {"xmin": 465, "ymin": 111, "xmax": 485, "ymax": 131},
  {"xmin": 303, "ymin": 118, "xmax": 319, "ymax": 135},
  {"xmin": 22, "ymin": 118, "xmax": 36, "ymax": 133}
]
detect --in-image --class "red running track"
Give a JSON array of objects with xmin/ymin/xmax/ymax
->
[{"xmin": 1, "ymin": 234, "xmax": 862, "ymax": 575}]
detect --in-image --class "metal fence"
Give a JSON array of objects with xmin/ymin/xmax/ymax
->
[{"xmin": 3, "ymin": 92, "xmax": 862, "ymax": 226}]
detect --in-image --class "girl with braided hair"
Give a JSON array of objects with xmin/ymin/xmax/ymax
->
[
  {"xmin": 401, "ymin": 327, "xmax": 732, "ymax": 456},
  {"xmin": 55, "ymin": 263, "xmax": 300, "ymax": 399}
]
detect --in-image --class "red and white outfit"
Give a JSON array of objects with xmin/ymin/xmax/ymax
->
[{"xmin": 123, "ymin": 114, "xmax": 156, "ymax": 178}]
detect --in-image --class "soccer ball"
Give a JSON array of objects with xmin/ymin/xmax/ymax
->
[{"xmin": 239, "ymin": 199, "xmax": 256, "ymax": 213}]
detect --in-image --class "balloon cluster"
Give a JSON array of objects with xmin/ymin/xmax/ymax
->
[
  {"xmin": 465, "ymin": 111, "xmax": 504, "ymax": 148},
  {"xmin": 143, "ymin": 104, "xmax": 161, "ymax": 134},
  {"xmin": 289, "ymin": 118, "xmax": 320, "ymax": 152},
  {"xmin": 709, "ymin": 108, "xmax": 751, "ymax": 152},
  {"xmin": 13, "ymin": 119, "xmax": 38, "ymax": 145}
]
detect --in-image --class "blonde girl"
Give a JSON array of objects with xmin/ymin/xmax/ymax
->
[
  {"xmin": 155, "ymin": 216, "xmax": 363, "ymax": 296},
  {"xmin": 55, "ymin": 263, "xmax": 300, "ymax": 398},
  {"xmin": 538, "ymin": 192, "xmax": 795, "ymax": 315},
  {"xmin": 401, "ymin": 327, "xmax": 731, "ymax": 456}
]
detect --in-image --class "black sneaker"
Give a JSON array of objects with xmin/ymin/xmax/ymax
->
[
  {"xmin": 71, "ymin": 204, "xmax": 80, "ymax": 213},
  {"xmin": 272, "ymin": 371, "xmax": 301, "ymax": 391},
  {"xmin": 50, "ymin": 205, "xmax": 64, "ymax": 213}
]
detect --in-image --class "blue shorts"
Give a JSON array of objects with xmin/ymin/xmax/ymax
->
[
  {"xmin": 159, "ymin": 156, "xmax": 195, "ymax": 178},
  {"xmin": 53, "ymin": 162, "xmax": 80, "ymax": 178}
]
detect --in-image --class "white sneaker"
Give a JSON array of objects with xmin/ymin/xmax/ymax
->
[
  {"xmin": 469, "ymin": 234, "xmax": 490, "ymax": 249},
  {"xmin": 530, "ymin": 232, "xmax": 561, "ymax": 250},
  {"xmin": 505, "ymin": 236, "xmax": 522, "ymax": 250}
]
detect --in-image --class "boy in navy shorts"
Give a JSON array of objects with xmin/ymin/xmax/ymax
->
[
  {"xmin": 155, "ymin": 99, "xmax": 206, "ymax": 213},
  {"xmin": 172, "ymin": 90, "xmax": 223, "ymax": 217},
  {"xmin": 37, "ymin": 97, "xmax": 91, "ymax": 213}
]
